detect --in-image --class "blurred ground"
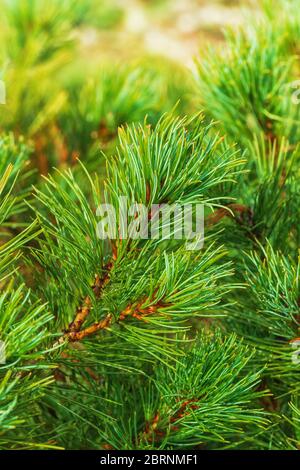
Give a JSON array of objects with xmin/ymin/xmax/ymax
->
[{"xmin": 80, "ymin": 0, "xmax": 258, "ymax": 69}]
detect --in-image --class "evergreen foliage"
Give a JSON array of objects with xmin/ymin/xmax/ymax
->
[{"xmin": 0, "ymin": 0, "xmax": 299, "ymax": 450}]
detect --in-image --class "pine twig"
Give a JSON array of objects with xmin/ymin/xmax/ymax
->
[
  {"xmin": 67, "ymin": 314, "xmax": 113, "ymax": 342},
  {"xmin": 68, "ymin": 263, "xmax": 113, "ymax": 333}
]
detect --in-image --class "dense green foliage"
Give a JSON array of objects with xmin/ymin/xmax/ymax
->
[{"xmin": 0, "ymin": 0, "xmax": 299, "ymax": 450}]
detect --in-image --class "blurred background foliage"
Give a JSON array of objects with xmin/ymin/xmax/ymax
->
[
  {"xmin": 1, "ymin": 0, "xmax": 300, "ymax": 450},
  {"xmin": 0, "ymin": 0, "xmax": 255, "ymax": 179}
]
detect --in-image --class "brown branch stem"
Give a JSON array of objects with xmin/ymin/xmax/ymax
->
[
  {"xmin": 67, "ymin": 313, "xmax": 113, "ymax": 342},
  {"xmin": 54, "ymin": 261, "xmax": 113, "ymax": 346},
  {"xmin": 68, "ymin": 263, "xmax": 113, "ymax": 333}
]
